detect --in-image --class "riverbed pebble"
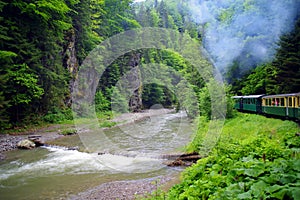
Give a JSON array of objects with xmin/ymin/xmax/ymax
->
[
  {"xmin": 0, "ymin": 134, "xmax": 24, "ymax": 152},
  {"xmin": 69, "ymin": 176, "xmax": 173, "ymax": 200},
  {"xmin": 0, "ymin": 134, "xmax": 25, "ymax": 161}
]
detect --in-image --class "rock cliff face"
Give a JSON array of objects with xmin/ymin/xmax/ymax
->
[
  {"xmin": 128, "ymin": 53, "xmax": 143, "ymax": 112},
  {"xmin": 71, "ymin": 43, "xmax": 143, "ymax": 115},
  {"xmin": 64, "ymin": 29, "xmax": 79, "ymax": 106}
]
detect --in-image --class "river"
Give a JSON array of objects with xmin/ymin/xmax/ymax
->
[{"xmin": 0, "ymin": 111, "xmax": 195, "ymax": 199}]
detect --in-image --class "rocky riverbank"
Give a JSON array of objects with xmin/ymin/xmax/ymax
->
[
  {"xmin": 0, "ymin": 134, "xmax": 25, "ymax": 160},
  {"xmin": 0, "ymin": 125, "xmax": 69, "ymax": 161},
  {"xmin": 70, "ymin": 175, "xmax": 179, "ymax": 200}
]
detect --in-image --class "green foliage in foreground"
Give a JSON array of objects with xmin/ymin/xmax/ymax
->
[{"xmin": 147, "ymin": 113, "xmax": 300, "ymax": 200}]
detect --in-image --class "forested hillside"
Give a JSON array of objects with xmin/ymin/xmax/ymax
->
[
  {"xmin": 0, "ymin": 0, "xmax": 103, "ymax": 128},
  {"xmin": 0, "ymin": 0, "xmax": 299, "ymax": 130},
  {"xmin": 0, "ymin": 0, "xmax": 208, "ymax": 129}
]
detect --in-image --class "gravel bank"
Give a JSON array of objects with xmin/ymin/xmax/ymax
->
[
  {"xmin": 0, "ymin": 134, "xmax": 26, "ymax": 160},
  {"xmin": 0, "ymin": 125, "xmax": 67, "ymax": 161},
  {"xmin": 70, "ymin": 175, "xmax": 176, "ymax": 200}
]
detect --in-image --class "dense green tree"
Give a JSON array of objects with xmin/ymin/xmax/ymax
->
[
  {"xmin": 5, "ymin": 64, "xmax": 44, "ymax": 121},
  {"xmin": 0, "ymin": 0, "xmax": 84, "ymax": 126},
  {"xmin": 98, "ymin": 0, "xmax": 140, "ymax": 37},
  {"xmin": 273, "ymin": 18, "xmax": 300, "ymax": 94},
  {"xmin": 142, "ymin": 83, "xmax": 166, "ymax": 108},
  {"xmin": 240, "ymin": 63, "xmax": 278, "ymax": 95},
  {"xmin": 68, "ymin": 0, "xmax": 104, "ymax": 65}
]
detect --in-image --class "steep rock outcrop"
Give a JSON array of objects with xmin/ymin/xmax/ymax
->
[
  {"xmin": 64, "ymin": 29, "xmax": 79, "ymax": 106},
  {"xmin": 128, "ymin": 53, "xmax": 143, "ymax": 112}
]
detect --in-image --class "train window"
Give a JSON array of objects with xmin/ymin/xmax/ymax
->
[
  {"xmin": 289, "ymin": 97, "xmax": 293, "ymax": 107},
  {"xmin": 276, "ymin": 98, "xmax": 279, "ymax": 106},
  {"xmin": 280, "ymin": 98, "xmax": 284, "ymax": 107}
]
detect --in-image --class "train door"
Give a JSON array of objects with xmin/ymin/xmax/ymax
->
[
  {"xmin": 256, "ymin": 98, "xmax": 262, "ymax": 113},
  {"xmin": 292, "ymin": 97, "xmax": 296, "ymax": 118},
  {"xmin": 296, "ymin": 96, "xmax": 300, "ymax": 119},
  {"xmin": 287, "ymin": 96, "xmax": 295, "ymax": 118},
  {"xmin": 240, "ymin": 98, "xmax": 243, "ymax": 110},
  {"xmin": 286, "ymin": 97, "xmax": 289, "ymax": 116}
]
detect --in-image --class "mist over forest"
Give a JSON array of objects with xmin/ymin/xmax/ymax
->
[{"xmin": 189, "ymin": 0, "xmax": 299, "ymax": 75}]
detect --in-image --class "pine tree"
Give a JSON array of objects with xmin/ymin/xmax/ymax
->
[{"xmin": 273, "ymin": 18, "xmax": 300, "ymax": 93}]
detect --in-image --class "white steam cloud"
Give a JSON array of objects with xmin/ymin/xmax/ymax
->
[{"xmin": 188, "ymin": 0, "xmax": 300, "ymax": 75}]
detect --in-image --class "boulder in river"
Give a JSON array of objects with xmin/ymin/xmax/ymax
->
[
  {"xmin": 28, "ymin": 135, "xmax": 44, "ymax": 146},
  {"xmin": 17, "ymin": 139, "xmax": 36, "ymax": 149}
]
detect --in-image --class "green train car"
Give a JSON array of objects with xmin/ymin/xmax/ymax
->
[
  {"xmin": 232, "ymin": 95, "xmax": 264, "ymax": 113},
  {"xmin": 232, "ymin": 93, "xmax": 300, "ymax": 120},
  {"xmin": 232, "ymin": 96, "xmax": 243, "ymax": 110},
  {"xmin": 262, "ymin": 93, "xmax": 300, "ymax": 119}
]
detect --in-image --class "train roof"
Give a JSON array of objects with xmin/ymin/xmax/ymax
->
[
  {"xmin": 232, "ymin": 95, "xmax": 264, "ymax": 99},
  {"xmin": 262, "ymin": 93, "xmax": 300, "ymax": 98},
  {"xmin": 232, "ymin": 96, "xmax": 243, "ymax": 99},
  {"xmin": 242, "ymin": 95, "xmax": 265, "ymax": 99},
  {"xmin": 232, "ymin": 93, "xmax": 300, "ymax": 99}
]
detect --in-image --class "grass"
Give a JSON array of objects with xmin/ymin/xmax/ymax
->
[{"xmin": 146, "ymin": 113, "xmax": 300, "ymax": 200}]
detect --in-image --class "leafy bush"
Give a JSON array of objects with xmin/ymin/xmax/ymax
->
[
  {"xmin": 149, "ymin": 114, "xmax": 300, "ymax": 200},
  {"xmin": 60, "ymin": 128, "xmax": 77, "ymax": 135},
  {"xmin": 43, "ymin": 108, "xmax": 73, "ymax": 123},
  {"xmin": 95, "ymin": 91, "xmax": 110, "ymax": 112},
  {"xmin": 99, "ymin": 121, "xmax": 117, "ymax": 128}
]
